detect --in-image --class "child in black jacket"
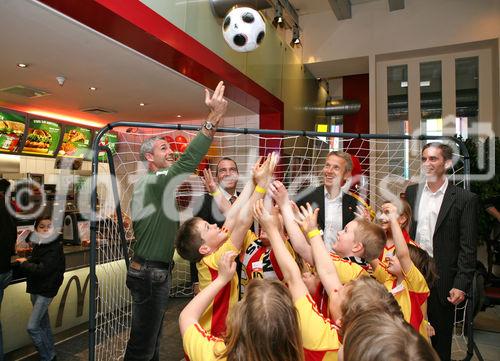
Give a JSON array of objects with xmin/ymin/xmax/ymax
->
[{"xmin": 16, "ymin": 215, "xmax": 65, "ymax": 361}]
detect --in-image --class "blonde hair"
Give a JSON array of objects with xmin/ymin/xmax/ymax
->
[
  {"xmin": 339, "ymin": 276, "xmax": 403, "ymax": 337},
  {"xmin": 327, "ymin": 151, "xmax": 353, "ymax": 173},
  {"xmin": 354, "ymin": 219, "xmax": 387, "ymax": 261},
  {"xmin": 343, "ymin": 312, "xmax": 439, "ymax": 361},
  {"xmin": 218, "ymin": 279, "xmax": 304, "ymax": 361}
]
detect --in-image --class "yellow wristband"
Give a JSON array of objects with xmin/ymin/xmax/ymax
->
[
  {"xmin": 255, "ymin": 185, "xmax": 266, "ymax": 194},
  {"xmin": 210, "ymin": 190, "xmax": 220, "ymax": 197},
  {"xmin": 307, "ymin": 229, "xmax": 321, "ymax": 239}
]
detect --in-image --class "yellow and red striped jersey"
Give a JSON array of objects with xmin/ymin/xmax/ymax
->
[{"xmin": 183, "ymin": 323, "xmax": 226, "ymax": 361}]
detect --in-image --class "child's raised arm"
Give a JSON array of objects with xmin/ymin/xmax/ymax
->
[
  {"xmin": 269, "ymin": 181, "xmax": 314, "ymax": 265},
  {"xmin": 296, "ymin": 203, "xmax": 343, "ymax": 295},
  {"xmin": 179, "ymin": 251, "xmax": 237, "ymax": 335},
  {"xmin": 253, "ymin": 199, "xmax": 308, "ymax": 301},
  {"xmin": 226, "ymin": 153, "xmax": 278, "ymax": 250},
  {"xmin": 384, "ymin": 202, "xmax": 412, "ymax": 273}
]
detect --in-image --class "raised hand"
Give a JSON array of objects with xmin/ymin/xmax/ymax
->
[
  {"xmin": 217, "ymin": 251, "xmax": 237, "ymax": 283},
  {"xmin": 269, "ymin": 180, "xmax": 289, "ymax": 208},
  {"xmin": 201, "ymin": 168, "xmax": 218, "ymax": 194},
  {"xmin": 253, "ymin": 199, "xmax": 280, "ymax": 232},
  {"xmin": 252, "ymin": 152, "xmax": 278, "ymax": 186},
  {"xmin": 354, "ymin": 204, "xmax": 371, "ymax": 221},
  {"xmin": 204, "ymin": 81, "xmax": 228, "ymax": 125},
  {"xmin": 295, "ymin": 203, "xmax": 320, "ymax": 234}
]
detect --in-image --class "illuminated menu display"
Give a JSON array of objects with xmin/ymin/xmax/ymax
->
[
  {"xmin": 22, "ymin": 119, "xmax": 61, "ymax": 156},
  {"xmin": 97, "ymin": 132, "xmax": 118, "ymax": 162},
  {"xmin": 59, "ymin": 125, "xmax": 92, "ymax": 158},
  {"xmin": 0, "ymin": 111, "xmax": 25, "ymax": 153}
]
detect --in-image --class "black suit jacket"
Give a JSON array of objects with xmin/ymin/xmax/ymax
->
[
  {"xmin": 193, "ymin": 193, "xmax": 227, "ymax": 227},
  {"xmin": 405, "ymin": 183, "xmax": 478, "ymax": 304},
  {"xmin": 295, "ymin": 185, "xmax": 359, "ymax": 231}
]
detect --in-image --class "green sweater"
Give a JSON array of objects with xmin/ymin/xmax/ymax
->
[{"xmin": 131, "ymin": 132, "xmax": 212, "ymax": 263}]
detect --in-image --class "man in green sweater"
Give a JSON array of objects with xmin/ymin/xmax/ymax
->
[{"xmin": 125, "ymin": 81, "xmax": 227, "ymax": 361}]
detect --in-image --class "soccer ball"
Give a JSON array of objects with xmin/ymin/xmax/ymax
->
[{"xmin": 222, "ymin": 7, "xmax": 266, "ymax": 53}]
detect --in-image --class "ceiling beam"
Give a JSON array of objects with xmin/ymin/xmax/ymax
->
[
  {"xmin": 388, "ymin": 0, "xmax": 405, "ymax": 12},
  {"xmin": 328, "ymin": 0, "xmax": 351, "ymax": 20}
]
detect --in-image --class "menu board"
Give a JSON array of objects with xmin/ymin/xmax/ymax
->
[
  {"xmin": 22, "ymin": 118, "xmax": 61, "ymax": 156},
  {"xmin": 0, "ymin": 110, "xmax": 25, "ymax": 153},
  {"xmin": 59, "ymin": 125, "xmax": 92, "ymax": 158},
  {"xmin": 97, "ymin": 132, "xmax": 118, "ymax": 162}
]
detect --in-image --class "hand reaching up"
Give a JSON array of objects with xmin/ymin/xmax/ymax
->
[
  {"xmin": 381, "ymin": 202, "xmax": 399, "ymax": 222},
  {"xmin": 204, "ymin": 81, "xmax": 228, "ymax": 125},
  {"xmin": 217, "ymin": 251, "xmax": 237, "ymax": 283},
  {"xmin": 253, "ymin": 199, "xmax": 280, "ymax": 233},
  {"xmin": 269, "ymin": 180, "xmax": 290, "ymax": 208},
  {"xmin": 354, "ymin": 204, "xmax": 371, "ymax": 221},
  {"xmin": 201, "ymin": 168, "xmax": 218, "ymax": 194},
  {"xmin": 294, "ymin": 203, "xmax": 320, "ymax": 234},
  {"xmin": 252, "ymin": 152, "xmax": 278, "ymax": 186}
]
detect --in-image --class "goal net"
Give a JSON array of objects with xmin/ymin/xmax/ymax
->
[{"xmin": 89, "ymin": 123, "xmax": 468, "ymax": 360}]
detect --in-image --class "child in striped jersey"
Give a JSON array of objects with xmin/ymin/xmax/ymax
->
[
  {"xmin": 175, "ymin": 153, "xmax": 277, "ymax": 337},
  {"xmin": 369, "ymin": 201, "xmax": 437, "ymax": 340},
  {"xmin": 254, "ymin": 199, "xmax": 402, "ymax": 361},
  {"xmin": 180, "ymin": 251, "xmax": 304, "ymax": 361}
]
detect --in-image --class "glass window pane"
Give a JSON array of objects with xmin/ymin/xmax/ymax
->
[
  {"xmin": 455, "ymin": 57, "xmax": 478, "ymax": 139},
  {"xmin": 420, "ymin": 61, "xmax": 442, "ymax": 135},
  {"xmin": 387, "ymin": 65, "xmax": 409, "ymax": 178}
]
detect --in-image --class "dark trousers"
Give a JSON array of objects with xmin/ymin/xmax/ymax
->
[
  {"xmin": 428, "ymin": 289, "xmax": 455, "ymax": 361},
  {"xmin": 124, "ymin": 265, "xmax": 172, "ymax": 361}
]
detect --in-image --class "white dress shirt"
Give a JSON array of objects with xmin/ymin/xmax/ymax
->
[
  {"xmin": 323, "ymin": 187, "xmax": 343, "ymax": 252},
  {"xmin": 415, "ymin": 178, "xmax": 448, "ymax": 257}
]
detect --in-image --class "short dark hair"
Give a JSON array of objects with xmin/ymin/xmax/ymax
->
[
  {"xmin": 34, "ymin": 215, "xmax": 52, "ymax": 230},
  {"xmin": 175, "ymin": 217, "xmax": 204, "ymax": 263},
  {"xmin": 422, "ymin": 142, "xmax": 453, "ymax": 161},
  {"xmin": 215, "ymin": 157, "xmax": 238, "ymax": 176},
  {"xmin": 408, "ymin": 244, "xmax": 438, "ymax": 289}
]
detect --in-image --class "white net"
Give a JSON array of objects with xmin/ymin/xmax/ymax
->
[{"xmin": 90, "ymin": 125, "xmax": 467, "ymax": 360}]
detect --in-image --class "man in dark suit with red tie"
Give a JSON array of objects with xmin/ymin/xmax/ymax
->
[
  {"xmin": 405, "ymin": 142, "xmax": 478, "ymax": 361},
  {"xmin": 296, "ymin": 151, "xmax": 359, "ymax": 252}
]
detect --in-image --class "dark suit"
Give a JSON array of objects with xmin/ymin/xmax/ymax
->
[
  {"xmin": 296, "ymin": 185, "xmax": 359, "ymax": 233},
  {"xmin": 193, "ymin": 193, "xmax": 228, "ymax": 227},
  {"xmin": 406, "ymin": 182, "xmax": 478, "ymax": 361}
]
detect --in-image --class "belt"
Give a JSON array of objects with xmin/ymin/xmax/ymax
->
[{"xmin": 130, "ymin": 255, "xmax": 173, "ymax": 271}]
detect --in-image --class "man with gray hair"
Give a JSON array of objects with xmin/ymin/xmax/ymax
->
[
  {"xmin": 296, "ymin": 151, "xmax": 360, "ymax": 252},
  {"xmin": 125, "ymin": 81, "xmax": 227, "ymax": 361}
]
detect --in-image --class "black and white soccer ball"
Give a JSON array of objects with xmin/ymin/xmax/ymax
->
[{"xmin": 222, "ymin": 7, "xmax": 266, "ymax": 53}]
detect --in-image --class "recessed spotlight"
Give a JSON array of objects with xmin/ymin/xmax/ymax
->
[
  {"xmin": 89, "ymin": 86, "xmax": 97, "ymax": 91},
  {"xmin": 176, "ymin": 115, "xmax": 182, "ymax": 118},
  {"xmin": 17, "ymin": 63, "xmax": 28, "ymax": 68},
  {"xmin": 139, "ymin": 102, "xmax": 146, "ymax": 107}
]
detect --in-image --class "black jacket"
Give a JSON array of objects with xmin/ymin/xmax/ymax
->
[
  {"xmin": 295, "ymin": 185, "xmax": 359, "ymax": 231},
  {"xmin": 193, "ymin": 193, "xmax": 227, "ymax": 227},
  {"xmin": 20, "ymin": 237, "xmax": 65, "ymax": 298},
  {"xmin": 0, "ymin": 194, "xmax": 17, "ymax": 273},
  {"xmin": 405, "ymin": 183, "xmax": 478, "ymax": 304}
]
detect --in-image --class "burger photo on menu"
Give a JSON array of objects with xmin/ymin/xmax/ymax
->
[
  {"xmin": 23, "ymin": 129, "xmax": 52, "ymax": 153},
  {"xmin": 0, "ymin": 116, "xmax": 26, "ymax": 152}
]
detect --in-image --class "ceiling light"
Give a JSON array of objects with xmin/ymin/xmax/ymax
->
[
  {"xmin": 139, "ymin": 102, "xmax": 146, "ymax": 106},
  {"xmin": 290, "ymin": 25, "xmax": 301, "ymax": 46},
  {"xmin": 273, "ymin": 3, "xmax": 284, "ymax": 27},
  {"xmin": 17, "ymin": 63, "xmax": 28, "ymax": 68},
  {"xmin": 176, "ymin": 115, "xmax": 182, "ymax": 118},
  {"xmin": 89, "ymin": 86, "xmax": 97, "ymax": 91}
]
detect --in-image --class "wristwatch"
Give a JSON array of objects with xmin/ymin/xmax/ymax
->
[{"xmin": 203, "ymin": 121, "xmax": 215, "ymax": 131}]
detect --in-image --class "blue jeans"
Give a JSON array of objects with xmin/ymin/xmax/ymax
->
[
  {"xmin": 0, "ymin": 270, "xmax": 12, "ymax": 361},
  {"xmin": 124, "ymin": 265, "xmax": 172, "ymax": 361},
  {"xmin": 27, "ymin": 294, "xmax": 56, "ymax": 361}
]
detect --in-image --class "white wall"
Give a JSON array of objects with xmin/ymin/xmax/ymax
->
[{"xmin": 301, "ymin": 0, "xmax": 500, "ymax": 62}]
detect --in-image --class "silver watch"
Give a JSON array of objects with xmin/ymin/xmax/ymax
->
[{"xmin": 203, "ymin": 121, "xmax": 215, "ymax": 131}]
